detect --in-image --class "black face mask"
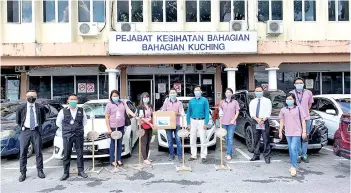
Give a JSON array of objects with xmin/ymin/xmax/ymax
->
[{"xmin": 27, "ymin": 97, "xmax": 37, "ymax": 103}]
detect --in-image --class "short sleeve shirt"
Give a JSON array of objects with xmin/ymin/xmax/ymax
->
[
  {"xmin": 289, "ymin": 89, "xmax": 314, "ymax": 120},
  {"xmin": 220, "ymin": 99, "xmax": 240, "ymax": 125},
  {"xmin": 279, "ymin": 106, "xmax": 307, "ymax": 136},
  {"xmin": 105, "ymin": 101, "xmax": 127, "ymax": 128}
]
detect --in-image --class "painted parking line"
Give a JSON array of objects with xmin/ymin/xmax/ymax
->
[
  {"xmin": 322, "ymin": 147, "xmax": 334, "ymax": 152},
  {"xmin": 334, "ymin": 158, "xmax": 349, "ymax": 161},
  {"xmin": 235, "ymin": 148, "xmax": 251, "ymax": 160},
  {"xmin": 227, "ymin": 160, "xmax": 282, "ymax": 164}
]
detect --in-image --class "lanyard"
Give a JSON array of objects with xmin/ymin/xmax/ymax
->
[{"xmin": 295, "ymin": 89, "xmax": 305, "ymax": 104}]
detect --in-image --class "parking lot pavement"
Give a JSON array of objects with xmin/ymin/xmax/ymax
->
[{"xmin": 1, "ymin": 136, "xmax": 350, "ymax": 193}]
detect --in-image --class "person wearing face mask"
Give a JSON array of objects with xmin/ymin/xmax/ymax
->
[
  {"xmin": 56, "ymin": 94, "xmax": 88, "ymax": 181},
  {"xmin": 137, "ymin": 92, "xmax": 154, "ymax": 165},
  {"xmin": 160, "ymin": 88, "xmax": 185, "ymax": 162},
  {"xmin": 279, "ymin": 93, "xmax": 307, "ymax": 177},
  {"xmin": 186, "ymin": 86, "xmax": 210, "ymax": 163},
  {"xmin": 218, "ymin": 88, "xmax": 240, "ymax": 161},
  {"xmin": 289, "ymin": 77, "xmax": 314, "ymax": 163},
  {"xmin": 16, "ymin": 90, "xmax": 47, "ymax": 182},
  {"xmin": 105, "ymin": 90, "xmax": 137, "ymax": 166},
  {"xmin": 249, "ymin": 86, "xmax": 272, "ymax": 164}
]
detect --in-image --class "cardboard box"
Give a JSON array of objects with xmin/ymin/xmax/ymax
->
[{"xmin": 153, "ymin": 111, "xmax": 176, "ymax": 129}]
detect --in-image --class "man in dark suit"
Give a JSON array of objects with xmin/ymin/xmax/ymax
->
[{"xmin": 16, "ymin": 90, "xmax": 46, "ymax": 182}]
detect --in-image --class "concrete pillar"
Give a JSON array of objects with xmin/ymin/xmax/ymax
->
[
  {"xmin": 105, "ymin": 68, "xmax": 120, "ymax": 95},
  {"xmin": 120, "ymin": 67, "xmax": 127, "ymax": 99},
  {"xmin": 248, "ymin": 65, "xmax": 255, "ymax": 90},
  {"xmin": 224, "ymin": 68, "xmax": 238, "ymax": 92},
  {"xmin": 20, "ymin": 72, "xmax": 27, "ymax": 99},
  {"xmin": 266, "ymin": 67, "xmax": 279, "ymax": 90},
  {"xmin": 215, "ymin": 66, "xmax": 222, "ymax": 104}
]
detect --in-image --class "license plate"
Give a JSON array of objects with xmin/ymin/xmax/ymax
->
[{"xmin": 77, "ymin": 145, "xmax": 97, "ymax": 152}]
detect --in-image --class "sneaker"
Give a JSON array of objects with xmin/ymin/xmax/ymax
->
[
  {"xmin": 143, "ymin": 160, "xmax": 152, "ymax": 165},
  {"xmin": 169, "ymin": 155, "xmax": 175, "ymax": 161},
  {"xmin": 297, "ymin": 156, "xmax": 301, "ymax": 163},
  {"xmin": 290, "ymin": 168, "xmax": 297, "ymax": 177},
  {"xmin": 201, "ymin": 158, "xmax": 207, "ymax": 163},
  {"xmin": 302, "ymin": 155, "xmax": 309, "ymax": 163},
  {"xmin": 178, "ymin": 156, "xmax": 182, "ymax": 163},
  {"xmin": 148, "ymin": 158, "xmax": 153, "ymax": 162},
  {"xmin": 226, "ymin": 155, "xmax": 231, "ymax": 161},
  {"xmin": 188, "ymin": 157, "xmax": 197, "ymax": 161}
]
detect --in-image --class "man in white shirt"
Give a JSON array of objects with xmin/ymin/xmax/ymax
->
[
  {"xmin": 56, "ymin": 94, "xmax": 88, "ymax": 181},
  {"xmin": 249, "ymin": 86, "xmax": 272, "ymax": 164}
]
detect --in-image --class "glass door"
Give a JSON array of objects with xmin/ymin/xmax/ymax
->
[{"xmin": 128, "ymin": 79, "xmax": 153, "ymax": 107}]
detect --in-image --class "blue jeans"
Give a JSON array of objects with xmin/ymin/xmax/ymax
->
[
  {"xmin": 109, "ymin": 126, "xmax": 124, "ymax": 163},
  {"xmin": 299, "ymin": 120, "xmax": 311, "ymax": 157},
  {"xmin": 223, "ymin": 124, "xmax": 236, "ymax": 156},
  {"xmin": 166, "ymin": 126, "xmax": 182, "ymax": 157},
  {"xmin": 286, "ymin": 136, "xmax": 301, "ymax": 169}
]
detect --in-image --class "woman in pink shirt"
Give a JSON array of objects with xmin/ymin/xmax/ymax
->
[
  {"xmin": 137, "ymin": 92, "xmax": 154, "ymax": 165},
  {"xmin": 105, "ymin": 90, "xmax": 136, "ymax": 166},
  {"xmin": 279, "ymin": 93, "xmax": 307, "ymax": 177}
]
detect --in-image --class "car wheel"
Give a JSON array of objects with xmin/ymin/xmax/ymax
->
[
  {"xmin": 245, "ymin": 125, "xmax": 254, "ymax": 153},
  {"xmin": 333, "ymin": 136, "xmax": 341, "ymax": 156},
  {"xmin": 27, "ymin": 141, "xmax": 34, "ymax": 158}
]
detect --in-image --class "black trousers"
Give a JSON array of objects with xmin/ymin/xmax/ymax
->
[
  {"xmin": 19, "ymin": 128, "xmax": 43, "ymax": 174},
  {"xmin": 141, "ymin": 129, "xmax": 152, "ymax": 160},
  {"xmin": 62, "ymin": 136, "xmax": 84, "ymax": 174},
  {"xmin": 253, "ymin": 120, "xmax": 271, "ymax": 158}
]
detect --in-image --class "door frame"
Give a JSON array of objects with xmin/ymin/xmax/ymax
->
[{"xmin": 127, "ymin": 79, "xmax": 153, "ymax": 107}]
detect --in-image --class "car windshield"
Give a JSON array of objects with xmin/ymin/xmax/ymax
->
[
  {"xmin": 83, "ymin": 103, "xmax": 106, "ymax": 118},
  {"xmin": 1, "ymin": 103, "xmax": 20, "ymax": 117},
  {"xmin": 335, "ymin": 98, "xmax": 351, "ymax": 114},
  {"xmin": 179, "ymin": 100, "xmax": 189, "ymax": 113}
]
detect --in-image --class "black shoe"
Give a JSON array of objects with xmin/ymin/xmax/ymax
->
[
  {"xmin": 78, "ymin": 172, "xmax": 88, "ymax": 178},
  {"xmin": 19, "ymin": 173, "xmax": 26, "ymax": 182},
  {"xmin": 302, "ymin": 156, "xmax": 309, "ymax": 163},
  {"xmin": 265, "ymin": 157, "xmax": 271, "ymax": 164},
  {"xmin": 297, "ymin": 156, "xmax": 302, "ymax": 163},
  {"xmin": 169, "ymin": 155, "xmax": 175, "ymax": 161},
  {"xmin": 188, "ymin": 157, "xmax": 197, "ymax": 161},
  {"xmin": 250, "ymin": 156, "xmax": 260, "ymax": 161},
  {"xmin": 201, "ymin": 158, "xmax": 207, "ymax": 163},
  {"xmin": 60, "ymin": 174, "xmax": 69, "ymax": 181},
  {"xmin": 38, "ymin": 170, "xmax": 45, "ymax": 178},
  {"xmin": 178, "ymin": 156, "xmax": 182, "ymax": 163}
]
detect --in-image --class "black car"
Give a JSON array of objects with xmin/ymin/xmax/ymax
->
[
  {"xmin": 1, "ymin": 99, "xmax": 63, "ymax": 157},
  {"xmin": 233, "ymin": 90, "xmax": 328, "ymax": 153}
]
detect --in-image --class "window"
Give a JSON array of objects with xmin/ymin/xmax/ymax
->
[
  {"xmin": 294, "ymin": 0, "xmax": 316, "ymax": 21},
  {"xmin": 258, "ymin": 0, "xmax": 283, "ymax": 22},
  {"xmin": 220, "ymin": 0, "xmax": 246, "ymax": 22},
  {"xmin": 53, "ymin": 76, "xmax": 74, "ymax": 104},
  {"xmin": 43, "ymin": 0, "xmax": 69, "ymax": 23},
  {"xmin": 7, "ymin": 0, "xmax": 32, "ymax": 23},
  {"xmin": 328, "ymin": 0, "xmax": 349, "ymax": 21},
  {"xmin": 299, "ymin": 72, "xmax": 321, "ymax": 95},
  {"xmin": 117, "ymin": 0, "xmax": 143, "ymax": 22},
  {"xmin": 322, "ymin": 72, "xmax": 343, "ymax": 94},
  {"xmin": 29, "ymin": 76, "xmax": 51, "ymax": 99},
  {"xmin": 99, "ymin": 74, "xmax": 109, "ymax": 99},
  {"xmin": 78, "ymin": 0, "xmax": 105, "ymax": 22},
  {"xmin": 201, "ymin": 74, "xmax": 215, "ymax": 107},
  {"xmin": 76, "ymin": 76, "xmax": 98, "ymax": 104},
  {"xmin": 277, "ymin": 72, "xmax": 298, "ymax": 93},
  {"xmin": 186, "ymin": 0, "xmax": 211, "ymax": 22},
  {"xmin": 185, "ymin": 74, "xmax": 199, "ymax": 97},
  {"xmin": 318, "ymin": 99, "xmax": 337, "ymax": 113},
  {"xmin": 344, "ymin": 72, "xmax": 350, "ymax": 94},
  {"xmin": 151, "ymin": 0, "xmax": 177, "ymax": 22},
  {"xmin": 170, "ymin": 74, "xmax": 184, "ymax": 96}
]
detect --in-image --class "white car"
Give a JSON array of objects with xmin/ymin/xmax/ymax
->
[
  {"xmin": 157, "ymin": 97, "xmax": 216, "ymax": 151},
  {"xmin": 312, "ymin": 94, "xmax": 351, "ymax": 140},
  {"xmin": 53, "ymin": 99, "xmax": 139, "ymax": 159}
]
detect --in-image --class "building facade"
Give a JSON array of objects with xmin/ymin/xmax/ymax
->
[{"xmin": 1, "ymin": 0, "xmax": 350, "ymax": 109}]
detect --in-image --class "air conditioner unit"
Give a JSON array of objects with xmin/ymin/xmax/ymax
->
[
  {"xmin": 229, "ymin": 20, "xmax": 248, "ymax": 31},
  {"xmin": 15, "ymin": 66, "xmax": 27, "ymax": 72},
  {"xmin": 267, "ymin": 20, "xmax": 283, "ymax": 34},
  {"xmin": 78, "ymin": 22, "xmax": 99, "ymax": 36},
  {"xmin": 173, "ymin": 64, "xmax": 186, "ymax": 71},
  {"xmin": 119, "ymin": 23, "xmax": 136, "ymax": 32},
  {"xmin": 194, "ymin": 64, "xmax": 206, "ymax": 72}
]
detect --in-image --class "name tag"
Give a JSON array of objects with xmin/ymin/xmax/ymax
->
[{"xmin": 256, "ymin": 124, "xmax": 265, "ymax": 130}]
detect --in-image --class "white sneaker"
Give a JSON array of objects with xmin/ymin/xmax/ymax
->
[
  {"xmin": 226, "ymin": 155, "xmax": 232, "ymax": 160},
  {"xmin": 290, "ymin": 168, "xmax": 297, "ymax": 177},
  {"xmin": 143, "ymin": 160, "xmax": 152, "ymax": 165}
]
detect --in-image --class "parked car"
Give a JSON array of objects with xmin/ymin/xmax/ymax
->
[
  {"xmin": 1, "ymin": 100, "xmax": 63, "ymax": 157},
  {"xmin": 233, "ymin": 90, "xmax": 328, "ymax": 153},
  {"xmin": 53, "ymin": 99, "xmax": 139, "ymax": 159},
  {"xmin": 157, "ymin": 97, "xmax": 216, "ymax": 151},
  {"xmin": 312, "ymin": 94, "xmax": 351, "ymax": 140},
  {"xmin": 333, "ymin": 113, "xmax": 350, "ymax": 159}
]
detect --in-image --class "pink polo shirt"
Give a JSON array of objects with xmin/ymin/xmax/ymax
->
[
  {"xmin": 161, "ymin": 99, "xmax": 185, "ymax": 126},
  {"xmin": 279, "ymin": 106, "xmax": 307, "ymax": 136},
  {"xmin": 105, "ymin": 101, "xmax": 127, "ymax": 128},
  {"xmin": 220, "ymin": 99, "xmax": 240, "ymax": 125},
  {"xmin": 289, "ymin": 89, "xmax": 314, "ymax": 120}
]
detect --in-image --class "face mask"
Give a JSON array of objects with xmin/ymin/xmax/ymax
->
[
  {"xmin": 69, "ymin": 101, "xmax": 78, "ymax": 108},
  {"xmin": 112, "ymin": 97, "xmax": 119, "ymax": 102},
  {"xmin": 225, "ymin": 93, "xmax": 232, "ymax": 99},
  {"xmin": 286, "ymin": 100, "xmax": 294, "ymax": 106},
  {"xmin": 194, "ymin": 91, "xmax": 201, "ymax": 97},
  {"xmin": 255, "ymin": 92, "xmax": 263, "ymax": 98},
  {"xmin": 27, "ymin": 97, "xmax": 36, "ymax": 103},
  {"xmin": 143, "ymin": 97, "xmax": 150, "ymax": 103},
  {"xmin": 169, "ymin": 94, "xmax": 177, "ymax": 99},
  {"xmin": 295, "ymin": 84, "xmax": 304, "ymax": 90}
]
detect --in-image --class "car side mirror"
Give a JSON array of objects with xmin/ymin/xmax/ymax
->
[{"xmin": 326, "ymin": 109, "xmax": 336, "ymax": 115}]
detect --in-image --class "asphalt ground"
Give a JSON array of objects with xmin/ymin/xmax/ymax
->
[{"xmin": 1, "ymin": 135, "xmax": 350, "ymax": 193}]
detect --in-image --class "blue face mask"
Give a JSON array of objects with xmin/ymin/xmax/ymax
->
[
  {"xmin": 286, "ymin": 100, "xmax": 294, "ymax": 106},
  {"xmin": 194, "ymin": 91, "xmax": 201, "ymax": 97},
  {"xmin": 143, "ymin": 97, "xmax": 150, "ymax": 103},
  {"xmin": 112, "ymin": 97, "xmax": 119, "ymax": 102},
  {"xmin": 170, "ymin": 94, "xmax": 177, "ymax": 99},
  {"xmin": 295, "ymin": 84, "xmax": 304, "ymax": 90},
  {"xmin": 255, "ymin": 92, "xmax": 263, "ymax": 98}
]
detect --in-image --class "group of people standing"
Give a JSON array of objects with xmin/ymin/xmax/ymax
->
[{"xmin": 15, "ymin": 77, "xmax": 313, "ymax": 182}]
